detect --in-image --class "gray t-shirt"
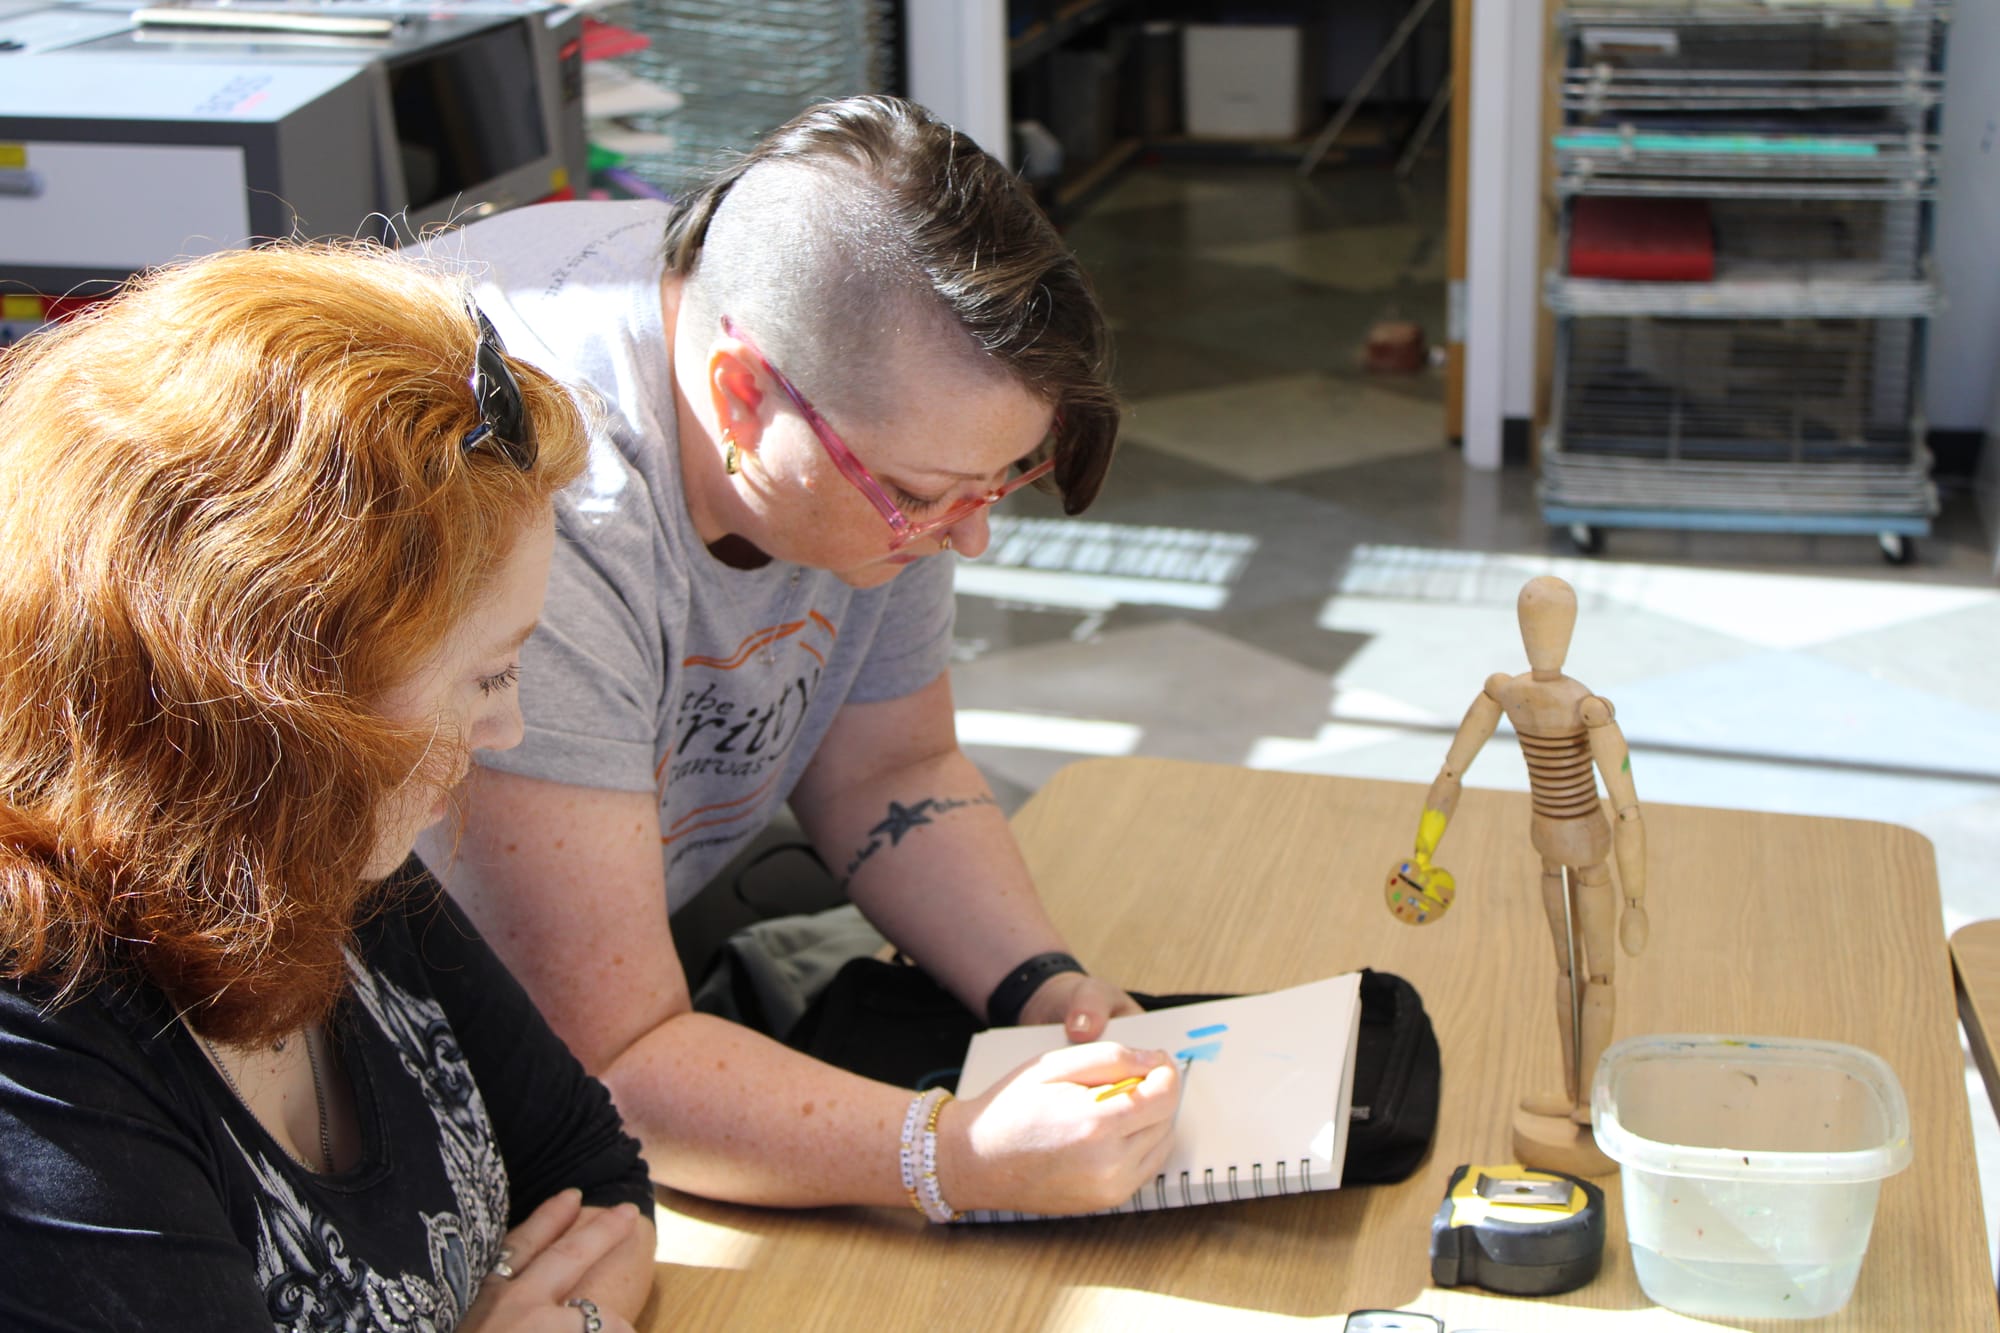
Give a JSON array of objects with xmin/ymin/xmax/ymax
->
[{"xmin": 428, "ymin": 202, "xmax": 956, "ymax": 913}]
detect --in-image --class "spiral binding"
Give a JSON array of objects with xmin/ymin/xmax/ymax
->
[{"xmin": 969, "ymin": 1158, "xmax": 1319, "ymax": 1223}]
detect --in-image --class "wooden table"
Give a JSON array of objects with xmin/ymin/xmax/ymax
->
[
  {"xmin": 642, "ymin": 758, "xmax": 1991, "ymax": 1331},
  {"xmin": 1953, "ymin": 919, "xmax": 2000, "ymax": 1122}
]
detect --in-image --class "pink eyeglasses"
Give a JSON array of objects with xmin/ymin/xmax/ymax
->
[{"xmin": 721, "ymin": 316, "xmax": 1057, "ymax": 551}]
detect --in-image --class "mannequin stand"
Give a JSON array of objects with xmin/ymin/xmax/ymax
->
[{"xmin": 1513, "ymin": 1105, "xmax": 1615, "ymax": 1178}]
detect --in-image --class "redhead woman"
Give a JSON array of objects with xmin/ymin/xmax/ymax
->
[{"xmin": 0, "ymin": 244, "xmax": 655, "ymax": 1332}]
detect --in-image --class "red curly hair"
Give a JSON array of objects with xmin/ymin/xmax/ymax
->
[{"xmin": 0, "ymin": 243, "xmax": 587, "ymax": 1045}]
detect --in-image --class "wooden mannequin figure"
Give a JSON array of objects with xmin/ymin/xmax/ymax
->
[{"xmin": 1384, "ymin": 574, "xmax": 1649, "ymax": 1177}]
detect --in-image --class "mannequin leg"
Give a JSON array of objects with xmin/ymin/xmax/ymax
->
[
  {"xmin": 1570, "ymin": 858, "xmax": 1618, "ymax": 1125},
  {"xmin": 1513, "ymin": 856, "xmax": 1617, "ymax": 1176},
  {"xmin": 1520, "ymin": 858, "xmax": 1581, "ymax": 1118}
]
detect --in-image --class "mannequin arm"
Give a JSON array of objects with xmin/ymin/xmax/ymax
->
[
  {"xmin": 1415, "ymin": 682, "xmax": 1506, "ymax": 860},
  {"xmin": 1581, "ymin": 695, "xmax": 1648, "ymax": 956}
]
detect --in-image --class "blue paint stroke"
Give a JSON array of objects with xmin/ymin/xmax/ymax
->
[
  {"xmin": 1176, "ymin": 1040, "xmax": 1224, "ymax": 1064},
  {"xmin": 1185, "ymin": 1023, "xmax": 1229, "ymax": 1039}
]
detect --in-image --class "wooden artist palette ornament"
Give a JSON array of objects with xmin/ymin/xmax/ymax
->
[{"xmin": 1386, "ymin": 858, "xmax": 1455, "ymax": 925}]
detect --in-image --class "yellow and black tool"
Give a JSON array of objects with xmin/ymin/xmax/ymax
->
[{"xmin": 1429, "ymin": 1163, "xmax": 1605, "ymax": 1297}]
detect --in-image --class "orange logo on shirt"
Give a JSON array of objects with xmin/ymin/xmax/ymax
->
[{"xmin": 681, "ymin": 611, "xmax": 839, "ymax": 671}]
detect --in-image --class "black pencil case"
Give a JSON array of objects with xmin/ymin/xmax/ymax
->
[{"xmin": 788, "ymin": 960, "xmax": 1441, "ymax": 1186}]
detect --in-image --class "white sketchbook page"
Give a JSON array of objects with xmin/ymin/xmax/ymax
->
[{"xmin": 956, "ymin": 972, "xmax": 1364, "ymax": 1217}]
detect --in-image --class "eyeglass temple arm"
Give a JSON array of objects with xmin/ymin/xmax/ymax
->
[
  {"xmin": 786, "ymin": 386, "xmax": 914, "ymax": 534},
  {"xmin": 720, "ymin": 314, "xmax": 914, "ymax": 534}
]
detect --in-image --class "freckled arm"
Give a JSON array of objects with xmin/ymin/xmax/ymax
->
[{"xmin": 420, "ymin": 773, "xmax": 920, "ymax": 1209}]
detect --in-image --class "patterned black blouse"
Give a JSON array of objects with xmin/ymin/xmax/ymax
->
[{"xmin": 0, "ymin": 858, "xmax": 653, "ymax": 1331}]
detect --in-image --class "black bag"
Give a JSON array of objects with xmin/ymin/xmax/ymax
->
[
  {"xmin": 787, "ymin": 959, "xmax": 1441, "ymax": 1186},
  {"xmin": 1341, "ymin": 968, "xmax": 1442, "ymax": 1185}
]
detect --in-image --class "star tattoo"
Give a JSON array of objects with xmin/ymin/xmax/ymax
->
[
  {"xmin": 870, "ymin": 799, "xmax": 938, "ymax": 846},
  {"xmin": 838, "ymin": 794, "xmax": 1002, "ymax": 889}
]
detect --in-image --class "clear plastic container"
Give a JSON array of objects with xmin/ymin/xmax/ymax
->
[{"xmin": 1591, "ymin": 1034, "xmax": 1912, "ymax": 1320}]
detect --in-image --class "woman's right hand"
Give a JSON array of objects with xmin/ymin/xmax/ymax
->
[
  {"xmin": 940, "ymin": 1042, "xmax": 1180, "ymax": 1216},
  {"xmin": 461, "ymin": 1188, "xmax": 641, "ymax": 1333}
]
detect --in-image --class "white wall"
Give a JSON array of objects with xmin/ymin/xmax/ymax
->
[
  {"xmin": 1502, "ymin": 0, "xmax": 1544, "ymax": 424},
  {"xmin": 1463, "ymin": 0, "xmax": 1545, "ymax": 468},
  {"xmin": 903, "ymin": 0, "xmax": 1010, "ymax": 166},
  {"xmin": 1929, "ymin": 0, "xmax": 2000, "ymax": 432}
]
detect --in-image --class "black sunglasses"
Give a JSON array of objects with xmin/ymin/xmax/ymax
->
[{"xmin": 461, "ymin": 304, "xmax": 537, "ymax": 470}]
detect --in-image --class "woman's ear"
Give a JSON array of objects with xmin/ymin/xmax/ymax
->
[{"xmin": 708, "ymin": 347, "xmax": 767, "ymax": 450}]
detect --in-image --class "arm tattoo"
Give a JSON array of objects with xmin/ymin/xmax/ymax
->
[{"xmin": 837, "ymin": 794, "xmax": 999, "ymax": 890}]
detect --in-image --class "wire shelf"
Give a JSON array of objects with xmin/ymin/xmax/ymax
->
[
  {"xmin": 1556, "ymin": 129, "xmax": 1937, "ymax": 197},
  {"xmin": 1546, "ymin": 0, "xmax": 1945, "ymax": 546},
  {"xmin": 1552, "ymin": 314, "xmax": 1924, "ymax": 464},
  {"xmin": 1560, "ymin": 1, "xmax": 1947, "ymax": 28},
  {"xmin": 1561, "ymin": 176, "xmax": 1932, "ymax": 200},
  {"xmin": 1563, "ymin": 69, "xmax": 1942, "ymax": 114},
  {"xmin": 1550, "ymin": 275, "xmax": 1936, "ymax": 317},
  {"xmin": 1552, "ymin": 194, "xmax": 1934, "ymax": 316},
  {"xmin": 1561, "ymin": 11, "xmax": 1944, "ymax": 115},
  {"xmin": 1539, "ymin": 451, "xmax": 1937, "ymax": 519}
]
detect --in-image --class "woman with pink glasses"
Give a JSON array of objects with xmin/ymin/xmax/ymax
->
[{"xmin": 418, "ymin": 96, "xmax": 1183, "ymax": 1221}]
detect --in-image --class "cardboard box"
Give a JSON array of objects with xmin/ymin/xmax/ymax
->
[{"xmin": 1183, "ymin": 23, "xmax": 1308, "ymax": 140}]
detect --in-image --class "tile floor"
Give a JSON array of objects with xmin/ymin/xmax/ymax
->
[{"xmin": 947, "ymin": 161, "xmax": 2000, "ymax": 1271}]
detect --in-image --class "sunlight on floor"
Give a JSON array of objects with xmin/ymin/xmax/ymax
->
[
  {"xmin": 955, "ymin": 709, "xmax": 1142, "ymax": 756},
  {"xmin": 1328, "ymin": 542, "xmax": 1996, "ymax": 650},
  {"xmin": 954, "ymin": 516, "xmax": 1259, "ymax": 613}
]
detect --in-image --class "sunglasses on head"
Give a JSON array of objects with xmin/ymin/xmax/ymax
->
[{"xmin": 461, "ymin": 304, "xmax": 537, "ymax": 471}]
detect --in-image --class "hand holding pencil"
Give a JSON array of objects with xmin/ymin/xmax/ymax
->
[
  {"xmin": 938, "ymin": 1041, "xmax": 1183, "ymax": 1216},
  {"xmin": 1096, "ymin": 1055, "xmax": 1193, "ymax": 1106}
]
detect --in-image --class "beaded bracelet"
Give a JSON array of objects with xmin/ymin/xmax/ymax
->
[
  {"xmin": 897, "ymin": 1087, "xmax": 934, "ymax": 1208},
  {"xmin": 917, "ymin": 1089, "xmax": 961, "ymax": 1224},
  {"xmin": 897, "ymin": 1087, "xmax": 960, "ymax": 1223},
  {"xmin": 986, "ymin": 950, "xmax": 1085, "ymax": 1027}
]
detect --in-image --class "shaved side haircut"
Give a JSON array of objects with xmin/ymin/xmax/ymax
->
[{"xmin": 662, "ymin": 94, "xmax": 1120, "ymax": 512}]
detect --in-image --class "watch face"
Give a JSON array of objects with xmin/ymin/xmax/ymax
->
[{"xmin": 1343, "ymin": 1314, "xmax": 1445, "ymax": 1333}]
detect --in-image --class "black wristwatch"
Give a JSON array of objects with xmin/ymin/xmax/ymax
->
[{"xmin": 986, "ymin": 951, "xmax": 1086, "ymax": 1027}]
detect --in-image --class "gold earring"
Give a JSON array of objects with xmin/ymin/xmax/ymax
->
[
  {"xmin": 724, "ymin": 437, "xmax": 741, "ymax": 476},
  {"xmin": 940, "ymin": 534, "xmax": 953, "ymax": 552}
]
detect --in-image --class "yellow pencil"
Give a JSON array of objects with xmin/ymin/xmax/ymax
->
[{"xmin": 1093, "ymin": 1075, "xmax": 1145, "ymax": 1102}]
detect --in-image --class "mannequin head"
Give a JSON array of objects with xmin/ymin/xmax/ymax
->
[{"xmin": 1518, "ymin": 576, "xmax": 1578, "ymax": 678}]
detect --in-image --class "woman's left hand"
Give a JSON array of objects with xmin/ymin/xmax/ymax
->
[
  {"xmin": 462, "ymin": 1189, "xmax": 640, "ymax": 1333},
  {"xmin": 1017, "ymin": 971, "xmax": 1142, "ymax": 1042}
]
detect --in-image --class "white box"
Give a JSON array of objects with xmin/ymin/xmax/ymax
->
[{"xmin": 1182, "ymin": 23, "xmax": 1308, "ymax": 140}]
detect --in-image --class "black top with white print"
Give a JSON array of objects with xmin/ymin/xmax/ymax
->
[{"xmin": 0, "ymin": 858, "xmax": 652, "ymax": 1332}]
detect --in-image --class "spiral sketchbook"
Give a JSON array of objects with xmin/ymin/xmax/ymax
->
[{"xmin": 954, "ymin": 971, "xmax": 1365, "ymax": 1222}]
